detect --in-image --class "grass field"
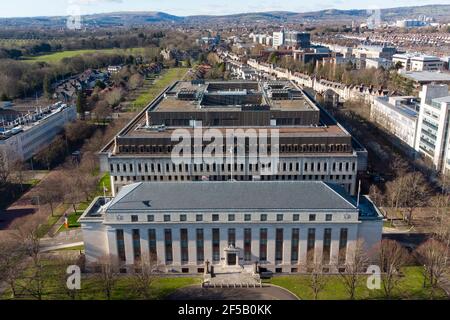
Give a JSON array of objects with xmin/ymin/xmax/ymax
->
[
  {"xmin": 1, "ymin": 257, "xmax": 201, "ymax": 300},
  {"xmin": 130, "ymin": 67, "xmax": 189, "ymax": 111},
  {"xmin": 24, "ymin": 48, "xmax": 146, "ymax": 64},
  {"xmin": 270, "ymin": 266, "xmax": 447, "ymax": 300}
]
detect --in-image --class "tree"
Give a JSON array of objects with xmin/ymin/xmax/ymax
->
[
  {"xmin": 76, "ymin": 90, "xmax": 87, "ymax": 118},
  {"xmin": 416, "ymin": 238, "xmax": 449, "ymax": 299},
  {"xmin": 376, "ymin": 239, "xmax": 409, "ymax": 298},
  {"xmin": 93, "ymin": 100, "xmax": 111, "ymax": 125},
  {"xmin": 0, "ymin": 234, "xmax": 26, "ymax": 299},
  {"xmin": 337, "ymin": 239, "xmax": 369, "ymax": 300},
  {"xmin": 42, "ymin": 74, "xmax": 52, "ymax": 99},
  {"xmin": 96, "ymin": 255, "xmax": 119, "ymax": 300},
  {"xmin": 131, "ymin": 253, "xmax": 159, "ymax": 299},
  {"xmin": 402, "ymin": 172, "xmax": 430, "ymax": 224},
  {"xmin": 129, "ymin": 74, "xmax": 144, "ymax": 90},
  {"xmin": 105, "ymin": 88, "xmax": 123, "ymax": 108},
  {"xmin": 307, "ymin": 262, "xmax": 328, "ymax": 300},
  {"xmin": 36, "ymin": 173, "xmax": 64, "ymax": 217}
]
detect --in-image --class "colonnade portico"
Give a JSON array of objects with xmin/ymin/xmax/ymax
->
[{"xmin": 104, "ymin": 225, "xmax": 355, "ymax": 273}]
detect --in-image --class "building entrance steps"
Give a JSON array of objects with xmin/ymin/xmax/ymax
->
[{"xmin": 202, "ymin": 268, "xmax": 262, "ymax": 288}]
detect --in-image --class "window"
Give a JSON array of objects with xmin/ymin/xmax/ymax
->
[
  {"xmin": 131, "ymin": 215, "xmax": 139, "ymax": 222},
  {"xmin": 164, "ymin": 215, "xmax": 171, "ymax": 222},
  {"xmin": 291, "ymin": 228, "xmax": 299, "ymax": 262},
  {"xmin": 196, "ymin": 214, "xmax": 203, "ymax": 222},
  {"xmin": 307, "ymin": 228, "xmax": 315, "ymax": 263},
  {"xmin": 322, "ymin": 228, "xmax": 332, "ymax": 264},
  {"xmin": 244, "ymin": 228, "xmax": 251, "ymax": 261},
  {"xmin": 309, "ymin": 214, "xmax": 316, "ymax": 222},
  {"xmin": 259, "ymin": 229, "xmax": 267, "ymax": 261},
  {"xmin": 116, "ymin": 229, "xmax": 126, "ymax": 262},
  {"xmin": 212, "ymin": 214, "xmax": 219, "ymax": 222},
  {"xmin": 147, "ymin": 215, "xmax": 154, "ymax": 222},
  {"xmin": 260, "ymin": 214, "xmax": 267, "ymax": 222},
  {"xmin": 132, "ymin": 229, "xmax": 141, "ymax": 262},
  {"xmin": 275, "ymin": 229, "xmax": 283, "ymax": 262},
  {"xmin": 277, "ymin": 214, "xmax": 283, "ymax": 221},
  {"xmin": 244, "ymin": 214, "xmax": 251, "ymax": 221},
  {"xmin": 212, "ymin": 229, "xmax": 220, "ymax": 262},
  {"xmin": 148, "ymin": 229, "xmax": 157, "ymax": 261},
  {"xmin": 293, "ymin": 214, "xmax": 299, "ymax": 221},
  {"xmin": 326, "ymin": 214, "xmax": 332, "ymax": 221},
  {"xmin": 180, "ymin": 229, "xmax": 189, "ymax": 263},
  {"xmin": 228, "ymin": 214, "xmax": 235, "ymax": 222},
  {"xmin": 196, "ymin": 229, "xmax": 204, "ymax": 262},
  {"xmin": 180, "ymin": 214, "xmax": 187, "ymax": 222},
  {"xmin": 338, "ymin": 228, "xmax": 348, "ymax": 265},
  {"xmin": 164, "ymin": 229, "xmax": 173, "ymax": 263}
]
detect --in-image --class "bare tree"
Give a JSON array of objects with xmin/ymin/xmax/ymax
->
[
  {"xmin": 376, "ymin": 239, "xmax": 410, "ymax": 298},
  {"xmin": 96, "ymin": 255, "xmax": 119, "ymax": 300},
  {"xmin": 54, "ymin": 256, "xmax": 80, "ymax": 300},
  {"xmin": 402, "ymin": 172, "xmax": 430, "ymax": 225},
  {"xmin": 36, "ymin": 173, "xmax": 64, "ymax": 217},
  {"xmin": 10, "ymin": 213, "xmax": 47, "ymax": 300},
  {"xmin": 0, "ymin": 233, "xmax": 26, "ymax": 298},
  {"xmin": 131, "ymin": 253, "xmax": 159, "ymax": 300},
  {"xmin": 416, "ymin": 238, "xmax": 449, "ymax": 299},
  {"xmin": 307, "ymin": 262, "xmax": 328, "ymax": 300},
  {"xmin": 337, "ymin": 239, "xmax": 369, "ymax": 300}
]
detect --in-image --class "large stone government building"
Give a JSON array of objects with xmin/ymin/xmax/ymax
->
[
  {"xmin": 99, "ymin": 80, "xmax": 367, "ymax": 196},
  {"xmin": 80, "ymin": 181, "xmax": 383, "ymax": 273}
]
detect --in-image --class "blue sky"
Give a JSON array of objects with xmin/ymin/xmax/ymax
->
[{"xmin": 0, "ymin": 0, "xmax": 449, "ymax": 18}]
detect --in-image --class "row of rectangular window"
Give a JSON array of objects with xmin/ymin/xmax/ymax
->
[
  {"xmin": 131, "ymin": 213, "xmax": 334, "ymax": 223},
  {"xmin": 110, "ymin": 161, "xmax": 356, "ymax": 174}
]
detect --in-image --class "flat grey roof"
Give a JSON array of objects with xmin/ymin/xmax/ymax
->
[
  {"xmin": 402, "ymin": 71, "xmax": 450, "ymax": 83},
  {"xmin": 105, "ymin": 181, "xmax": 358, "ymax": 212}
]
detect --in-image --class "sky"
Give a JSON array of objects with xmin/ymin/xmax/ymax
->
[{"xmin": 0, "ymin": 0, "xmax": 450, "ymax": 18}]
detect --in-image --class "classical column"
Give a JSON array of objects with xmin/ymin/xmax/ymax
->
[
  {"xmin": 156, "ymin": 228, "xmax": 166, "ymax": 266},
  {"xmin": 251, "ymin": 227, "xmax": 259, "ymax": 262},
  {"xmin": 282, "ymin": 227, "xmax": 291, "ymax": 265},
  {"xmin": 106, "ymin": 227, "xmax": 118, "ymax": 260},
  {"xmin": 345, "ymin": 225, "xmax": 359, "ymax": 263},
  {"xmin": 123, "ymin": 228, "xmax": 134, "ymax": 266},
  {"xmin": 298, "ymin": 227, "xmax": 308, "ymax": 271},
  {"xmin": 220, "ymin": 228, "xmax": 228, "ymax": 265},
  {"xmin": 235, "ymin": 228, "xmax": 245, "ymax": 264},
  {"xmin": 172, "ymin": 227, "xmax": 181, "ymax": 266},
  {"xmin": 140, "ymin": 228, "xmax": 150, "ymax": 262},
  {"xmin": 314, "ymin": 227, "xmax": 324, "ymax": 265},
  {"xmin": 329, "ymin": 227, "xmax": 340, "ymax": 270},
  {"xmin": 188, "ymin": 227, "xmax": 197, "ymax": 266},
  {"xmin": 203, "ymin": 228, "xmax": 213, "ymax": 263},
  {"xmin": 267, "ymin": 227, "xmax": 276, "ymax": 266}
]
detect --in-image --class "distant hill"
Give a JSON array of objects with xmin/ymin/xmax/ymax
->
[{"xmin": 1, "ymin": 5, "xmax": 450, "ymax": 28}]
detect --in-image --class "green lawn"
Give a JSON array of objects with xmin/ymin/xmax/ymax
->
[
  {"xmin": 24, "ymin": 48, "xmax": 146, "ymax": 64},
  {"xmin": 1, "ymin": 257, "xmax": 201, "ymax": 300},
  {"xmin": 270, "ymin": 266, "xmax": 448, "ymax": 300},
  {"xmin": 130, "ymin": 67, "xmax": 189, "ymax": 111}
]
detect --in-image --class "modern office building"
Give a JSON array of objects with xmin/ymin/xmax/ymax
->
[
  {"xmin": 99, "ymin": 80, "xmax": 367, "ymax": 196},
  {"xmin": 272, "ymin": 32, "xmax": 284, "ymax": 48},
  {"xmin": 371, "ymin": 96, "xmax": 419, "ymax": 150},
  {"xmin": 393, "ymin": 53, "xmax": 444, "ymax": 72},
  {"xmin": 284, "ymin": 31, "xmax": 311, "ymax": 49},
  {"xmin": 272, "ymin": 31, "xmax": 311, "ymax": 49},
  {"xmin": 0, "ymin": 102, "xmax": 76, "ymax": 161},
  {"xmin": 353, "ymin": 44, "xmax": 397, "ymax": 61},
  {"xmin": 79, "ymin": 181, "xmax": 383, "ymax": 273},
  {"xmin": 415, "ymin": 84, "xmax": 450, "ymax": 173}
]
